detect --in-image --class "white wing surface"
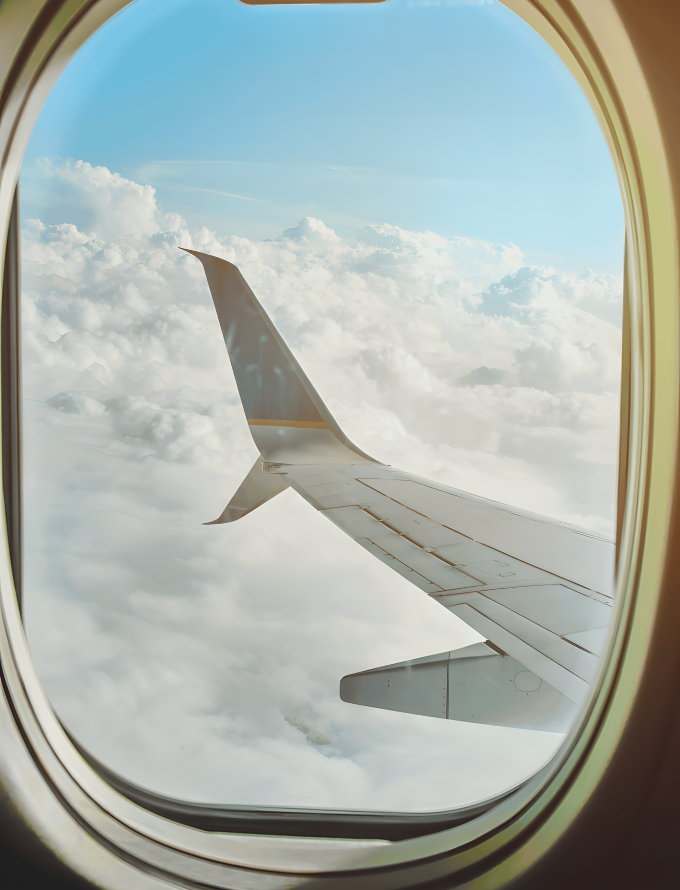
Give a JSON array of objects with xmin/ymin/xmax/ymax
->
[{"xmin": 185, "ymin": 249, "xmax": 615, "ymax": 732}]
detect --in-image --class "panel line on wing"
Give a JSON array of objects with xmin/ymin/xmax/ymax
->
[
  {"xmin": 364, "ymin": 477, "xmax": 613, "ymax": 542},
  {"xmin": 358, "ymin": 478, "xmax": 614, "ymax": 596},
  {"xmin": 357, "ymin": 480, "xmax": 463, "ymax": 533},
  {"xmin": 359, "ymin": 508, "xmax": 486, "ymax": 584},
  {"xmin": 434, "ymin": 581, "xmax": 610, "ymax": 603},
  {"xmin": 355, "ymin": 478, "xmax": 612, "ymax": 597},
  {"xmin": 356, "ymin": 538, "xmax": 443, "ymax": 593},
  {"xmin": 319, "ymin": 505, "xmax": 557, "ymax": 595},
  {"xmin": 351, "ymin": 487, "xmax": 559, "ymax": 588},
  {"xmin": 320, "ymin": 504, "xmax": 485, "ymax": 590}
]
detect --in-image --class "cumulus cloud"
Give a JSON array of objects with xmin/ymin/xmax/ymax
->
[{"xmin": 21, "ymin": 159, "xmax": 621, "ymax": 810}]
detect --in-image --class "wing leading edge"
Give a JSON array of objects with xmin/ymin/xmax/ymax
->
[{"xmin": 185, "ymin": 249, "xmax": 615, "ymax": 732}]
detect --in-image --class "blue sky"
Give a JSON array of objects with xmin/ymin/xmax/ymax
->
[{"xmin": 22, "ymin": 0, "xmax": 624, "ymax": 272}]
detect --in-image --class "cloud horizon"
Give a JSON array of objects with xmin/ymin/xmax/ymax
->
[{"xmin": 20, "ymin": 158, "xmax": 621, "ymax": 810}]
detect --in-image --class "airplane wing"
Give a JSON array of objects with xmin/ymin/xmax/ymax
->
[{"xmin": 183, "ymin": 248, "xmax": 615, "ymax": 732}]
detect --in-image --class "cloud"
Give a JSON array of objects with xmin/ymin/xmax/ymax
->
[
  {"xmin": 458, "ymin": 366, "xmax": 506, "ymax": 386},
  {"xmin": 34, "ymin": 158, "xmax": 165, "ymax": 243},
  {"xmin": 478, "ymin": 265, "xmax": 623, "ymax": 325},
  {"xmin": 21, "ymin": 159, "xmax": 621, "ymax": 809},
  {"xmin": 282, "ymin": 217, "xmax": 341, "ymax": 243}
]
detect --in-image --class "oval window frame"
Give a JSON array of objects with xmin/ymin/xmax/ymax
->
[{"xmin": 0, "ymin": 1, "xmax": 677, "ymax": 887}]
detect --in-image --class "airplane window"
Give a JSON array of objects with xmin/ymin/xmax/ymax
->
[{"xmin": 19, "ymin": 0, "xmax": 623, "ymax": 814}]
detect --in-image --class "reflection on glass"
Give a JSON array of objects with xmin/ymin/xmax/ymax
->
[{"xmin": 19, "ymin": 0, "xmax": 623, "ymax": 811}]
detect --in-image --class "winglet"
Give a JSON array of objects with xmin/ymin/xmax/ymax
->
[
  {"xmin": 205, "ymin": 459, "xmax": 288, "ymax": 524},
  {"xmin": 181, "ymin": 248, "xmax": 377, "ymax": 465}
]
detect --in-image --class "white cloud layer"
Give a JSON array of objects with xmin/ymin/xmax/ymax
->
[{"xmin": 21, "ymin": 159, "xmax": 621, "ymax": 810}]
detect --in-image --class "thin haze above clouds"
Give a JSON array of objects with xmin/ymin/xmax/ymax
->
[{"xmin": 20, "ymin": 158, "xmax": 621, "ymax": 810}]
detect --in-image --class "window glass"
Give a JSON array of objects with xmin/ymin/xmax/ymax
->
[{"xmin": 20, "ymin": 0, "xmax": 623, "ymax": 810}]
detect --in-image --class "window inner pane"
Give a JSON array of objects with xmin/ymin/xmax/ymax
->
[{"xmin": 20, "ymin": 0, "xmax": 623, "ymax": 812}]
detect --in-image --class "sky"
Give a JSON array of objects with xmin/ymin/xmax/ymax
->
[
  {"xmin": 21, "ymin": 0, "xmax": 623, "ymax": 272},
  {"xmin": 19, "ymin": 0, "xmax": 623, "ymax": 813}
]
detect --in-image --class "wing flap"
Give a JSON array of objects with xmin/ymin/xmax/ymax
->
[
  {"xmin": 449, "ymin": 604, "xmax": 590, "ymax": 705},
  {"xmin": 563, "ymin": 627, "xmax": 609, "ymax": 656},
  {"xmin": 456, "ymin": 593, "xmax": 599, "ymax": 682},
  {"xmin": 481, "ymin": 585, "xmax": 611, "ymax": 637}
]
